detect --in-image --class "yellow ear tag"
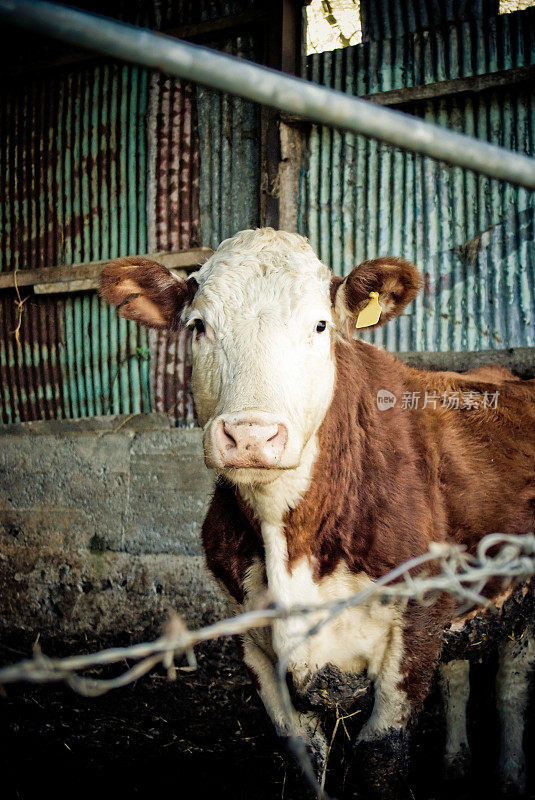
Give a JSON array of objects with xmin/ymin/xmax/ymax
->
[{"xmin": 355, "ymin": 292, "xmax": 382, "ymax": 329}]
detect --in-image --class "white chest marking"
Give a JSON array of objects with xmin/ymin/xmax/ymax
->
[
  {"xmin": 245, "ymin": 536, "xmax": 405, "ymax": 688},
  {"xmin": 239, "ymin": 435, "xmax": 410, "ymax": 737}
]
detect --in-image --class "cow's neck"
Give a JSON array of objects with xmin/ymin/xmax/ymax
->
[
  {"xmin": 238, "ymin": 337, "xmax": 373, "ymax": 602},
  {"xmin": 239, "ymin": 338, "xmax": 436, "ymax": 599},
  {"xmin": 238, "ymin": 434, "xmax": 319, "ymax": 604}
]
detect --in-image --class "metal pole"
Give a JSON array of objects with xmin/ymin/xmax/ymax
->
[{"xmin": 1, "ymin": 0, "xmax": 535, "ymax": 189}]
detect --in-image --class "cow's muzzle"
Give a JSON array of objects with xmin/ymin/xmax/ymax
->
[
  {"xmin": 213, "ymin": 415, "xmax": 288, "ymax": 469},
  {"xmin": 212, "ymin": 414, "xmax": 289, "ymax": 469}
]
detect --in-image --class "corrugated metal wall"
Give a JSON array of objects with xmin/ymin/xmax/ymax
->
[
  {"xmin": 0, "ymin": 0, "xmax": 262, "ymax": 425},
  {"xmin": 0, "ymin": 63, "xmax": 152, "ymax": 424},
  {"xmin": 299, "ymin": 8, "xmax": 535, "ymax": 352},
  {"xmin": 359, "ymin": 0, "xmax": 500, "ymax": 42},
  {"xmin": 2, "ymin": 2, "xmax": 533, "ymax": 424},
  {"xmin": 197, "ymin": 34, "xmax": 262, "ymax": 248},
  {"xmin": 146, "ymin": 74, "xmax": 200, "ymax": 426}
]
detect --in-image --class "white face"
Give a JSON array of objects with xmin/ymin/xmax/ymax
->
[{"xmin": 183, "ymin": 229, "xmax": 337, "ymax": 485}]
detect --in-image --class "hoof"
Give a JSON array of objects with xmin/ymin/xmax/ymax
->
[
  {"xmin": 499, "ymin": 774, "xmax": 527, "ymax": 798},
  {"xmin": 354, "ymin": 728, "xmax": 410, "ymax": 800},
  {"xmin": 499, "ymin": 755, "xmax": 527, "ymax": 797},
  {"xmin": 443, "ymin": 745, "xmax": 471, "ymax": 782}
]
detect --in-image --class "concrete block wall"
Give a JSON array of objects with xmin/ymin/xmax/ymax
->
[
  {"xmin": 2, "ymin": 347, "xmax": 532, "ymax": 646},
  {"xmin": 0, "ymin": 415, "xmax": 227, "ymax": 643}
]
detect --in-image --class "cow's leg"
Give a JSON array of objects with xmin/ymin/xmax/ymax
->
[
  {"xmin": 496, "ymin": 629, "xmax": 535, "ymax": 795},
  {"xmin": 438, "ymin": 659, "xmax": 471, "ymax": 780},
  {"xmin": 353, "ymin": 642, "xmax": 413, "ymax": 799},
  {"xmin": 353, "ymin": 677, "xmax": 411, "ymax": 799},
  {"xmin": 242, "ymin": 632, "xmax": 328, "ymax": 784},
  {"xmin": 353, "ymin": 602, "xmax": 448, "ymax": 799}
]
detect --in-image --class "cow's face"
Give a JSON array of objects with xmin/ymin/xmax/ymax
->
[
  {"xmin": 186, "ymin": 231, "xmax": 336, "ymax": 484},
  {"xmin": 100, "ymin": 229, "xmax": 420, "ymax": 486}
]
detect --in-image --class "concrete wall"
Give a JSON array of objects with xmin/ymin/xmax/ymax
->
[
  {"xmin": 1, "ymin": 347, "xmax": 532, "ymax": 646},
  {"xmin": 0, "ymin": 414, "xmax": 227, "ymax": 643}
]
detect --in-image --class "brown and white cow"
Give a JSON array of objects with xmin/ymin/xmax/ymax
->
[{"xmin": 100, "ymin": 228, "xmax": 535, "ymax": 796}]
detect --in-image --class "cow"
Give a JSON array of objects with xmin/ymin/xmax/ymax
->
[{"xmin": 100, "ymin": 228, "xmax": 535, "ymax": 797}]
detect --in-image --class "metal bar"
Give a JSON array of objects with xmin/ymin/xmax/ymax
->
[
  {"xmin": 0, "ymin": 247, "xmax": 213, "ymax": 290},
  {"xmin": 1, "ymin": 1, "xmax": 535, "ymax": 189}
]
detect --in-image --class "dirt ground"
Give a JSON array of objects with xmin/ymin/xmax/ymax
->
[{"xmin": 1, "ymin": 634, "xmax": 534, "ymax": 800}]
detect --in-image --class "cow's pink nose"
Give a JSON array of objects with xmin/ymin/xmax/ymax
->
[{"xmin": 215, "ymin": 419, "xmax": 288, "ymax": 468}]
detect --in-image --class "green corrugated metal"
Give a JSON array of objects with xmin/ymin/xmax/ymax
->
[
  {"xmin": 318, "ymin": 8, "xmax": 535, "ymax": 95},
  {"xmin": 197, "ymin": 32, "xmax": 262, "ymax": 248},
  {"xmin": 359, "ymin": 0, "xmax": 501, "ymax": 42},
  {"xmin": 299, "ymin": 8, "xmax": 535, "ymax": 352},
  {"xmin": 0, "ymin": 0, "xmax": 264, "ymax": 425},
  {"xmin": 0, "ymin": 63, "xmax": 152, "ymax": 423}
]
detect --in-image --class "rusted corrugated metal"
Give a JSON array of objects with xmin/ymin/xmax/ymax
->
[
  {"xmin": 0, "ymin": 63, "xmax": 149, "ymax": 268},
  {"xmin": 145, "ymin": 19, "xmax": 262, "ymax": 426},
  {"xmin": 0, "ymin": 63, "xmax": 152, "ymax": 424},
  {"xmin": 197, "ymin": 33, "xmax": 262, "ymax": 248},
  {"xmin": 0, "ymin": 0, "xmax": 265, "ymax": 426},
  {"xmin": 146, "ymin": 73, "xmax": 200, "ymax": 427},
  {"xmin": 299, "ymin": 9, "xmax": 535, "ymax": 352}
]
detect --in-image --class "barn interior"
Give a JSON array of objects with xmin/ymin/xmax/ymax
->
[{"xmin": 0, "ymin": 1, "xmax": 534, "ymax": 798}]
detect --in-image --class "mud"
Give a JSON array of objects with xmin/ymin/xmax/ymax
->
[
  {"xmin": 443, "ymin": 581, "xmax": 535, "ymax": 663},
  {"xmin": 1, "ymin": 632, "xmax": 534, "ymax": 800}
]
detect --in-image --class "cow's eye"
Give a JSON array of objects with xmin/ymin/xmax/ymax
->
[
  {"xmin": 316, "ymin": 320, "xmax": 327, "ymax": 333},
  {"xmin": 192, "ymin": 318, "xmax": 206, "ymax": 335}
]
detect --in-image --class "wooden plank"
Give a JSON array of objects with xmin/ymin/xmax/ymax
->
[
  {"xmin": 362, "ymin": 66, "xmax": 535, "ymax": 107},
  {"xmin": 35, "ymin": 279, "xmax": 100, "ymax": 295},
  {"xmin": 0, "ymin": 9, "xmax": 270, "ymax": 81},
  {"xmin": 397, "ymin": 347, "xmax": 535, "ymax": 380},
  {"xmin": 0, "ymin": 248, "xmax": 213, "ymax": 293},
  {"xmin": 280, "ymin": 66, "xmax": 535, "ymax": 128},
  {"xmin": 165, "ymin": 8, "xmax": 269, "ymax": 42}
]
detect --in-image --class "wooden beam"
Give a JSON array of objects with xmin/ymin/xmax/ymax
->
[
  {"xmin": 280, "ymin": 65, "xmax": 535, "ymax": 129},
  {"xmin": 362, "ymin": 65, "xmax": 535, "ymax": 107},
  {"xmin": 397, "ymin": 347, "xmax": 535, "ymax": 380},
  {"xmin": 165, "ymin": 8, "xmax": 269, "ymax": 43},
  {"xmin": 0, "ymin": 248, "xmax": 213, "ymax": 294},
  {"xmin": 0, "ymin": 9, "xmax": 270, "ymax": 81},
  {"xmin": 261, "ymin": 1, "xmax": 305, "ymax": 229}
]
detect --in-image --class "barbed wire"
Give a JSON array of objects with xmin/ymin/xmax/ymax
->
[{"xmin": 1, "ymin": 532, "xmax": 534, "ymax": 798}]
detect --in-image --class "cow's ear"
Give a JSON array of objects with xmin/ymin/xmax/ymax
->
[
  {"xmin": 99, "ymin": 257, "xmax": 197, "ymax": 330},
  {"xmin": 331, "ymin": 256, "xmax": 422, "ymax": 331}
]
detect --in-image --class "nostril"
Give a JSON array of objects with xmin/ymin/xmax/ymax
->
[
  {"xmin": 267, "ymin": 428, "xmax": 280, "ymax": 443},
  {"xmin": 221, "ymin": 422, "xmax": 237, "ymax": 449}
]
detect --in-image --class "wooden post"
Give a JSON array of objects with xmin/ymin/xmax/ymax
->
[{"xmin": 261, "ymin": 1, "xmax": 308, "ymax": 231}]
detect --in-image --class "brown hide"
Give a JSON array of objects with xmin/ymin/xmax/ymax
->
[
  {"xmin": 281, "ymin": 339, "xmax": 534, "ymax": 571},
  {"xmin": 202, "ymin": 479, "xmax": 261, "ymax": 605},
  {"xmin": 201, "ymin": 337, "xmax": 535, "ymax": 705}
]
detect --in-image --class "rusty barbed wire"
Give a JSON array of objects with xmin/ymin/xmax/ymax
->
[
  {"xmin": 0, "ymin": 533, "xmax": 533, "ymax": 694},
  {"xmin": 0, "ymin": 533, "xmax": 533, "ymax": 799}
]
